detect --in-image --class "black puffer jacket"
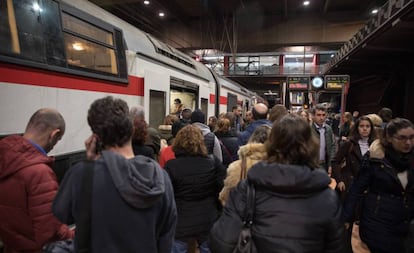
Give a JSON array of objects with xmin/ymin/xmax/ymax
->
[
  {"xmin": 165, "ymin": 151, "xmax": 226, "ymax": 241},
  {"xmin": 209, "ymin": 161, "xmax": 345, "ymax": 253}
]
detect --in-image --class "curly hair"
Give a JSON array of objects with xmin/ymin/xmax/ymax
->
[
  {"xmin": 172, "ymin": 125, "xmax": 208, "ymax": 156},
  {"xmin": 266, "ymin": 114, "xmax": 319, "ymax": 169},
  {"xmin": 132, "ymin": 118, "xmax": 148, "ymax": 145},
  {"xmin": 87, "ymin": 96, "xmax": 133, "ymax": 147}
]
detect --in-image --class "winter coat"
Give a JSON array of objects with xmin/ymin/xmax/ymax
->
[
  {"xmin": 210, "ymin": 162, "xmax": 345, "ymax": 253},
  {"xmin": 219, "ymin": 143, "xmax": 267, "ymax": 206},
  {"xmin": 165, "ymin": 151, "xmax": 226, "ymax": 242},
  {"xmin": 343, "ymin": 140, "xmax": 414, "ymax": 253},
  {"xmin": 0, "ymin": 135, "xmax": 74, "ymax": 253},
  {"xmin": 237, "ymin": 119, "xmax": 272, "ymax": 146},
  {"xmin": 332, "ymin": 139, "xmax": 363, "ymax": 192},
  {"xmin": 52, "ymin": 151, "xmax": 177, "ymax": 253},
  {"xmin": 311, "ymin": 123, "xmax": 336, "ymax": 167},
  {"xmin": 214, "ymin": 131, "xmax": 239, "ymax": 168}
]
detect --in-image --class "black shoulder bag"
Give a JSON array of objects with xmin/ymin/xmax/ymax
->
[{"xmin": 233, "ymin": 181, "xmax": 257, "ymax": 253}]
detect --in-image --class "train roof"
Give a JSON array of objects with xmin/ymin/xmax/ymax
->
[{"xmin": 62, "ymin": 0, "xmax": 214, "ymax": 83}]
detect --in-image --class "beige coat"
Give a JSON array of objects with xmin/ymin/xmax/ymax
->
[{"xmin": 219, "ymin": 143, "xmax": 267, "ymax": 205}]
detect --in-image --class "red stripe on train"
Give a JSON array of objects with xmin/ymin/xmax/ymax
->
[
  {"xmin": 209, "ymin": 94, "xmax": 227, "ymax": 105},
  {"xmin": 0, "ymin": 62, "xmax": 144, "ymax": 96}
]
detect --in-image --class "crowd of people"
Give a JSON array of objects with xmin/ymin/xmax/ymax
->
[{"xmin": 0, "ymin": 97, "xmax": 413, "ymax": 253}]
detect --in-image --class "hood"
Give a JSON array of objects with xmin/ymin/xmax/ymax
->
[
  {"xmin": 102, "ymin": 150, "xmax": 165, "ymax": 209},
  {"xmin": 369, "ymin": 139, "xmax": 384, "ymax": 159},
  {"xmin": 238, "ymin": 143, "xmax": 267, "ymax": 161},
  {"xmin": 0, "ymin": 135, "xmax": 53, "ymax": 179},
  {"xmin": 192, "ymin": 122, "xmax": 210, "ymax": 135},
  {"xmin": 248, "ymin": 161, "xmax": 331, "ymax": 196}
]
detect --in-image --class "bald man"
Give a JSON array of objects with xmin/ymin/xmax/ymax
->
[
  {"xmin": 237, "ymin": 103, "xmax": 272, "ymax": 146},
  {"xmin": 0, "ymin": 108, "xmax": 74, "ymax": 253}
]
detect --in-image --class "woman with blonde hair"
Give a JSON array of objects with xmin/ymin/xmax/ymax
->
[{"xmin": 219, "ymin": 125, "xmax": 271, "ymax": 206}]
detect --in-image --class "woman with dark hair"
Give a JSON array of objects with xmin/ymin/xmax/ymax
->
[
  {"xmin": 332, "ymin": 116, "xmax": 376, "ymax": 253},
  {"xmin": 333, "ymin": 116, "xmax": 377, "ymax": 201},
  {"xmin": 165, "ymin": 125, "xmax": 226, "ymax": 253},
  {"xmin": 343, "ymin": 117, "xmax": 414, "ymax": 253},
  {"xmin": 210, "ymin": 114, "xmax": 345, "ymax": 253},
  {"xmin": 132, "ymin": 117, "xmax": 155, "ymax": 159}
]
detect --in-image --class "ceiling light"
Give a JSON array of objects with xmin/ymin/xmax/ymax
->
[
  {"xmin": 72, "ymin": 43, "xmax": 84, "ymax": 51},
  {"xmin": 303, "ymin": 1, "xmax": 310, "ymax": 6},
  {"xmin": 143, "ymin": 0, "xmax": 150, "ymax": 5},
  {"xmin": 371, "ymin": 9, "xmax": 378, "ymax": 14},
  {"xmin": 158, "ymin": 12, "xmax": 165, "ymax": 17}
]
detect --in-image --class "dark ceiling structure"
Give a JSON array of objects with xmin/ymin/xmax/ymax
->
[
  {"xmin": 89, "ymin": 0, "xmax": 414, "ymax": 99},
  {"xmin": 91, "ymin": 0, "xmax": 387, "ymax": 52}
]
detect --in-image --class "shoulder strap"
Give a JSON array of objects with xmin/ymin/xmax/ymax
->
[
  {"xmin": 240, "ymin": 156, "xmax": 248, "ymax": 180},
  {"xmin": 219, "ymin": 139, "xmax": 233, "ymax": 162},
  {"xmin": 77, "ymin": 161, "xmax": 94, "ymax": 253},
  {"xmin": 243, "ymin": 181, "xmax": 256, "ymax": 228}
]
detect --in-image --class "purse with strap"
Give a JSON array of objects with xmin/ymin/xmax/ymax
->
[{"xmin": 233, "ymin": 181, "xmax": 257, "ymax": 253}]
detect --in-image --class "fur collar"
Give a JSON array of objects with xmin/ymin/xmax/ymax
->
[
  {"xmin": 238, "ymin": 143, "xmax": 266, "ymax": 158},
  {"xmin": 369, "ymin": 139, "xmax": 384, "ymax": 159}
]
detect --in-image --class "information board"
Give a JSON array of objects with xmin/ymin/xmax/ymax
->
[
  {"xmin": 287, "ymin": 76, "xmax": 309, "ymax": 90},
  {"xmin": 325, "ymin": 75, "xmax": 349, "ymax": 90}
]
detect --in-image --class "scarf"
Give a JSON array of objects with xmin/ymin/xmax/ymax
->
[{"xmin": 385, "ymin": 146, "xmax": 413, "ymax": 173}]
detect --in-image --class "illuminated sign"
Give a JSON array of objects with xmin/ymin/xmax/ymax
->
[
  {"xmin": 287, "ymin": 76, "xmax": 309, "ymax": 90},
  {"xmin": 325, "ymin": 75, "xmax": 349, "ymax": 90}
]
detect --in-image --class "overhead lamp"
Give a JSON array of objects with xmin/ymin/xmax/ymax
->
[
  {"xmin": 143, "ymin": 0, "xmax": 150, "ymax": 4},
  {"xmin": 158, "ymin": 12, "xmax": 165, "ymax": 17},
  {"xmin": 371, "ymin": 9, "xmax": 378, "ymax": 14},
  {"xmin": 303, "ymin": 1, "xmax": 310, "ymax": 6}
]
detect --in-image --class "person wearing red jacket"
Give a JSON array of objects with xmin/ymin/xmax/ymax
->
[{"xmin": 0, "ymin": 108, "xmax": 74, "ymax": 253}]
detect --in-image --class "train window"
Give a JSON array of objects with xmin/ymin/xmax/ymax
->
[
  {"xmin": 0, "ymin": 0, "xmax": 66, "ymax": 66},
  {"xmin": 62, "ymin": 12, "xmax": 118, "ymax": 75},
  {"xmin": 0, "ymin": 0, "xmax": 127, "ymax": 83}
]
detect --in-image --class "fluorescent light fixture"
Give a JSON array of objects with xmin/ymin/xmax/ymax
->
[
  {"xmin": 158, "ymin": 12, "xmax": 165, "ymax": 17},
  {"xmin": 303, "ymin": 1, "xmax": 310, "ymax": 6},
  {"xmin": 143, "ymin": 0, "xmax": 150, "ymax": 4},
  {"xmin": 330, "ymin": 54, "xmax": 335, "ymax": 58},
  {"xmin": 371, "ymin": 9, "xmax": 378, "ymax": 14}
]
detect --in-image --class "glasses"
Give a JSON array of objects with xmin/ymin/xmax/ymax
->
[{"xmin": 393, "ymin": 135, "xmax": 414, "ymax": 142}]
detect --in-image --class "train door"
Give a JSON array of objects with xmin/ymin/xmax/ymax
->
[
  {"xmin": 227, "ymin": 93, "xmax": 237, "ymax": 113},
  {"xmin": 200, "ymin": 98, "xmax": 208, "ymax": 119},
  {"xmin": 170, "ymin": 77, "xmax": 198, "ymax": 116},
  {"xmin": 149, "ymin": 90, "xmax": 166, "ymax": 128}
]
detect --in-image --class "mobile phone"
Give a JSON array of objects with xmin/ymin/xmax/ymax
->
[{"xmin": 95, "ymin": 138, "xmax": 104, "ymax": 154}]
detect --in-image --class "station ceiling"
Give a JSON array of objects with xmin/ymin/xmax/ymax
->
[{"xmin": 90, "ymin": 0, "xmax": 414, "ymax": 98}]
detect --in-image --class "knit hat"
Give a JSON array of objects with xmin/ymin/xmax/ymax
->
[{"xmin": 191, "ymin": 109, "xmax": 206, "ymax": 124}]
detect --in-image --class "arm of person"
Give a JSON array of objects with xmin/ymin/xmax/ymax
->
[
  {"xmin": 324, "ymin": 193, "xmax": 347, "ymax": 253},
  {"xmin": 156, "ymin": 171, "xmax": 177, "ymax": 253},
  {"xmin": 332, "ymin": 141, "xmax": 351, "ymax": 191},
  {"xmin": 213, "ymin": 136, "xmax": 223, "ymax": 162},
  {"xmin": 27, "ymin": 164, "xmax": 74, "ymax": 247},
  {"xmin": 209, "ymin": 181, "xmax": 247, "ymax": 253},
  {"xmin": 342, "ymin": 154, "xmax": 373, "ymax": 222}
]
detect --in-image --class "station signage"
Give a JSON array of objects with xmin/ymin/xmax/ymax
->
[
  {"xmin": 287, "ymin": 76, "xmax": 309, "ymax": 90},
  {"xmin": 325, "ymin": 75, "xmax": 350, "ymax": 90}
]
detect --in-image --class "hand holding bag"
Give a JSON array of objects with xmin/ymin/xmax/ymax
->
[{"xmin": 233, "ymin": 181, "xmax": 257, "ymax": 253}]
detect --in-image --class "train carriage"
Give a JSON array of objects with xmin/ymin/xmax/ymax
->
[{"xmin": 0, "ymin": 0, "xmax": 257, "ymax": 177}]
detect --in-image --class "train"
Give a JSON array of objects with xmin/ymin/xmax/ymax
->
[{"xmin": 0, "ymin": 0, "xmax": 259, "ymax": 177}]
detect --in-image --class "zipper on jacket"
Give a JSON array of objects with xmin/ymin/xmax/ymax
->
[{"xmin": 374, "ymin": 194, "xmax": 381, "ymax": 214}]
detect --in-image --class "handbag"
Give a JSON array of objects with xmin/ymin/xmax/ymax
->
[
  {"xmin": 43, "ymin": 161, "xmax": 94, "ymax": 253},
  {"xmin": 233, "ymin": 181, "xmax": 257, "ymax": 253}
]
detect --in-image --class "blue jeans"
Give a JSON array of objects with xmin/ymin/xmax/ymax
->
[{"xmin": 172, "ymin": 239, "xmax": 210, "ymax": 253}]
